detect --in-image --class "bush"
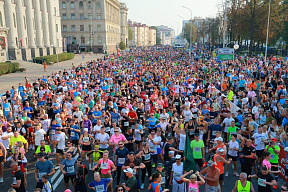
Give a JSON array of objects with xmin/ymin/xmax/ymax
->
[
  {"xmin": 33, "ymin": 53, "xmax": 75, "ymax": 64},
  {"xmin": 0, "ymin": 62, "xmax": 19, "ymax": 75}
]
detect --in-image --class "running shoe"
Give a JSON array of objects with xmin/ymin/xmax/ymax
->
[
  {"xmin": 0, "ymin": 177, "xmax": 3, "ymax": 183},
  {"xmin": 234, "ymin": 172, "xmax": 239, "ymax": 177},
  {"xmin": 141, "ymin": 183, "xmax": 144, "ymax": 189},
  {"xmin": 152, "ymin": 163, "xmax": 155, "ymax": 168},
  {"xmin": 225, "ymin": 172, "xmax": 229, "ymax": 177}
]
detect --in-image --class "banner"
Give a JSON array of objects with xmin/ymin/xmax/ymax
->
[{"xmin": 278, "ymin": 145, "xmax": 288, "ymax": 182}]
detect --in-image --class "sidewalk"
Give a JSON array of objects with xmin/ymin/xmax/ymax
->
[{"xmin": 0, "ymin": 54, "xmax": 103, "ymax": 94}]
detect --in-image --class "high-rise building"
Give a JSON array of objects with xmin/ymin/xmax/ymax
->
[
  {"xmin": 0, "ymin": 0, "xmax": 62, "ymax": 62},
  {"xmin": 60, "ymin": 0, "xmax": 127, "ymax": 53}
]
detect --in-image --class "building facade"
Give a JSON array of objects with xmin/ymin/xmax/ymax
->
[
  {"xmin": 120, "ymin": 2, "xmax": 128, "ymax": 46},
  {"xmin": 156, "ymin": 25, "xmax": 175, "ymax": 45},
  {"xmin": 60, "ymin": 0, "xmax": 125, "ymax": 54},
  {"xmin": 128, "ymin": 20, "xmax": 156, "ymax": 47},
  {"xmin": 0, "ymin": 0, "xmax": 62, "ymax": 62}
]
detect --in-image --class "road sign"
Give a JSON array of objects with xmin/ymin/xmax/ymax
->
[
  {"xmin": 218, "ymin": 54, "xmax": 233, "ymax": 60},
  {"xmin": 218, "ymin": 48, "xmax": 234, "ymax": 54},
  {"xmin": 218, "ymin": 48, "xmax": 234, "ymax": 60}
]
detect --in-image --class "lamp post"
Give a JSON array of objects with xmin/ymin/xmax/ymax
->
[
  {"xmin": 223, "ymin": 0, "xmax": 228, "ymax": 48},
  {"xmin": 264, "ymin": 0, "xmax": 271, "ymax": 65},
  {"xmin": 182, "ymin": 6, "xmax": 192, "ymax": 57}
]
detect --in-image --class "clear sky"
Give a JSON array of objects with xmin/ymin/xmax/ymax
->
[{"xmin": 121, "ymin": 0, "xmax": 223, "ymax": 36}]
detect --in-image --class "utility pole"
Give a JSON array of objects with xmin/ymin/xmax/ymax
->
[{"xmin": 182, "ymin": 6, "xmax": 192, "ymax": 58}]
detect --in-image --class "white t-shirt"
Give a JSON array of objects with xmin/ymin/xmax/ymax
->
[
  {"xmin": 1, "ymin": 131, "xmax": 14, "ymax": 149},
  {"xmin": 34, "ymin": 129, "xmax": 46, "ymax": 146},
  {"xmin": 134, "ymin": 129, "xmax": 142, "ymax": 141},
  {"xmin": 172, "ymin": 162, "xmax": 183, "ymax": 182},
  {"xmin": 253, "ymin": 132, "xmax": 268, "ymax": 150},
  {"xmin": 183, "ymin": 110, "xmax": 193, "ymax": 122},
  {"xmin": 96, "ymin": 133, "xmax": 110, "ymax": 149},
  {"xmin": 73, "ymin": 111, "xmax": 83, "ymax": 122},
  {"xmin": 222, "ymin": 117, "xmax": 234, "ymax": 132},
  {"xmin": 56, "ymin": 132, "xmax": 66, "ymax": 150},
  {"xmin": 42, "ymin": 119, "xmax": 51, "ymax": 133},
  {"xmin": 93, "ymin": 125, "xmax": 102, "ymax": 138},
  {"xmin": 179, "ymin": 133, "xmax": 186, "ymax": 151},
  {"xmin": 228, "ymin": 140, "xmax": 239, "ymax": 157}
]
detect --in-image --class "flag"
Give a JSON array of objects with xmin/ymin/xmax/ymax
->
[
  {"xmin": 183, "ymin": 131, "xmax": 196, "ymax": 172},
  {"xmin": 117, "ymin": 48, "xmax": 121, "ymax": 57}
]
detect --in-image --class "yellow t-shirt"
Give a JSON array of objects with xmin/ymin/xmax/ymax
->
[{"xmin": 9, "ymin": 136, "xmax": 27, "ymax": 153}]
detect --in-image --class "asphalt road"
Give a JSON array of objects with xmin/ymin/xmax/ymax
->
[{"xmin": 1, "ymin": 146, "xmax": 283, "ymax": 192}]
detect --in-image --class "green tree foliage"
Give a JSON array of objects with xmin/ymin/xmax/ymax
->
[
  {"xmin": 119, "ymin": 41, "xmax": 126, "ymax": 50},
  {"xmin": 183, "ymin": 22, "xmax": 197, "ymax": 44},
  {"xmin": 128, "ymin": 25, "xmax": 133, "ymax": 41},
  {"xmin": 151, "ymin": 26, "xmax": 162, "ymax": 44}
]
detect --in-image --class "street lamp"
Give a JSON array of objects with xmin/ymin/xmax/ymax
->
[
  {"xmin": 264, "ymin": 0, "xmax": 271, "ymax": 65},
  {"xmin": 223, "ymin": 0, "xmax": 228, "ymax": 48},
  {"xmin": 182, "ymin": 6, "xmax": 192, "ymax": 57}
]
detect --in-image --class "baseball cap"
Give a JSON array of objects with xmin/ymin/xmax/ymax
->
[
  {"xmin": 215, "ymin": 137, "xmax": 223, "ymax": 142},
  {"xmin": 175, "ymin": 155, "xmax": 181, "ymax": 159},
  {"xmin": 271, "ymin": 138, "xmax": 277, "ymax": 142},
  {"xmin": 56, "ymin": 113, "xmax": 60, "ymax": 116},
  {"xmin": 94, "ymin": 144, "xmax": 99, "ymax": 149},
  {"xmin": 37, "ymin": 152, "xmax": 45, "ymax": 158},
  {"xmin": 64, "ymin": 190, "xmax": 72, "ymax": 192},
  {"xmin": 199, "ymin": 116, "xmax": 204, "ymax": 120},
  {"xmin": 124, "ymin": 168, "xmax": 134, "ymax": 174},
  {"xmin": 157, "ymin": 163, "xmax": 163, "ymax": 168}
]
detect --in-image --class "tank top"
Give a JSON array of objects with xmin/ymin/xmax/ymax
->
[
  {"xmin": 13, "ymin": 153, "xmax": 23, "ymax": 165},
  {"xmin": 82, "ymin": 135, "xmax": 91, "ymax": 145},
  {"xmin": 142, "ymin": 149, "xmax": 151, "ymax": 162},
  {"xmin": 216, "ymin": 143, "xmax": 226, "ymax": 158},
  {"xmin": 188, "ymin": 123, "xmax": 194, "ymax": 135},
  {"xmin": 214, "ymin": 154, "xmax": 224, "ymax": 174},
  {"xmin": 189, "ymin": 181, "xmax": 199, "ymax": 192},
  {"xmin": 237, "ymin": 180, "xmax": 251, "ymax": 192}
]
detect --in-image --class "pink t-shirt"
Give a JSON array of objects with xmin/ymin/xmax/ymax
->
[
  {"xmin": 262, "ymin": 159, "xmax": 271, "ymax": 170},
  {"xmin": 98, "ymin": 159, "xmax": 114, "ymax": 175},
  {"xmin": 109, "ymin": 134, "xmax": 126, "ymax": 152}
]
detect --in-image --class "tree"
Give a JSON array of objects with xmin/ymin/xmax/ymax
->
[
  {"xmin": 119, "ymin": 41, "xmax": 126, "ymax": 50},
  {"xmin": 183, "ymin": 22, "xmax": 197, "ymax": 45},
  {"xmin": 196, "ymin": 19, "xmax": 209, "ymax": 45},
  {"xmin": 151, "ymin": 26, "xmax": 162, "ymax": 44},
  {"xmin": 128, "ymin": 25, "xmax": 133, "ymax": 41}
]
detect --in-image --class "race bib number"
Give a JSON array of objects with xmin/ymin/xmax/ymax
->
[
  {"xmin": 12, "ymin": 177, "xmax": 17, "ymax": 185},
  {"xmin": 71, "ymin": 132, "xmax": 75, "ymax": 137},
  {"xmin": 150, "ymin": 145, "xmax": 156, "ymax": 151},
  {"xmin": 25, "ymin": 109, "xmax": 30, "ymax": 113},
  {"xmin": 5, "ymin": 107, "xmax": 9, "ymax": 111},
  {"xmin": 140, "ymin": 115, "xmax": 143, "ymax": 118},
  {"xmin": 150, "ymin": 89, "xmax": 153, "ymax": 92},
  {"xmin": 189, "ymin": 187, "xmax": 198, "ymax": 192},
  {"xmin": 93, "ymin": 162, "xmax": 98, "ymax": 168},
  {"xmin": 101, "ymin": 163, "xmax": 108, "ymax": 169},
  {"xmin": 174, "ymin": 172, "xmax": 181, "ymax": 180},
  {"xmin": 118, "ymin": 158, "xmax": 125, "ymax": 164},
  {"xmin": 67, "ymin": 166, "xmax": 75, "ymax": 173},
  {"xmin": 189, "ymin": 130, "xmax": 194, "ymax": 135},
  {"xmin": 133, "ymin": 168, "xmax": 137, "ymax": 175},
  {"xmin": 95, "ymin": 184, "xmax": 105, "ymax": 192},
  {"xmin": 38, "ymin": 172, "xmax": 47, "ymax": 179},
  {"xmin": 144, "ymin": 154, "xmax": 151, "ymax": 161},
  {"xmin": 175, "ymin": 102, "xmax": 179, "ymax": 106},
  {"xmin": 258, "ymin": 178, "xmax": 266, "ymax": 187},
  {"xmin": 212, "ymin": 131, "xmax": 216, "ymax": 136},
  {"xmin": 193, "ymin": 114, "xmax": 197, "ymax": 118},
  {"xmin": 83, "ymin": 137, "xmax": 90, "ymax": 143},
  {"xmin": 194, "ymin": 147, "xmax": 201, "ymax": 152},
  {"xmin": 51, "ymin": 130, "xmax": 55, "ymax": 135},
  {"xmin": 124, "ymin": 122, "xmax": 129, "ymax": 126},
  {"xmin": 105, "ymin": 127, "xmax": 110, "ymax": 132},
  {"xmin": 161, "ymin": 176, "xmax": 166, "ymax": 184}
]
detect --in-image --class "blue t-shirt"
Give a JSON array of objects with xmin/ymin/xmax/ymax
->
[
  {"xmin": 208, "ymin": 124, "xmax": 222, "ymax": 139},
  {"xmin": 62, "ymin": 158, "xmax": 77, "ymax": 176},
  {"xmin": 148, "ymin": 117, "xmax": 157, "ymax": 128},
  {"xmin": 92, "ymin": 110, "xmax": 102, "ymax": 123},
  {"xmin": 115, "ymin": 147, "xmax": 129, "ymax": 166},
  {"xmin": 110, "ymin": 112, "xmax": 121, "ymax": 123},
  {"xmin": 36, "ymin": 160, "xmax": 53, "ymax": 182},
  {"xmin": 70, "ymin": 124, "xmax": 80, "ymax": 140},
  {"xmin": 89, "ymin": 178, "xmax": 111, "ymax": 192},
  {"xmin": 23, "ymin": 107, "xmax": 33, "ymax": 118}
]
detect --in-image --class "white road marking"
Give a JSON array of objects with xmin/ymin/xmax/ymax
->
[
  {"xmin": 53, "ymin": 174, "xmax": 64, "ymax": 191},
  {"xmin": 51, "ymin": 169, "xmax": 61, "ymax": 183}
]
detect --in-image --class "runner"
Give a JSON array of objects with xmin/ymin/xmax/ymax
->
[
  {"xmin": 60, "ymin": 151, "xmax": 77, "ymax": 190},
  {"xmin": 232, "ymin": 172, "xmax": 255, "ymax": 192},
  {"xmin": 114, "ymin": 141, "xmax": 129, "ymax": 185},
  {"xmin": 169, "ymin": 155, "xmax": 184, "ymax": 192},
  {"xmin": 35, "ymin": 152, "xmax": 55, "ymax": 189},
  {"xmin": 200, "ymin": 160, "xmax": 221, "ymax": 192},
  {"xmin": 79, "ymin": 128, "xmax": 94, "ymax": 170},
  {"xmin": 148, "ymin": 172, "xmax": 169, "ymax": 192},
  {"xmin": 248, "ymin": 166, "xmax": 277, "ymax": 192},
  {"xmin": 181, "ymin": 170, "xmax": 205, "ymax": 192},
  {"xmin": 88, "ymin": 172, "xmax": 112, "ymax": 192}
]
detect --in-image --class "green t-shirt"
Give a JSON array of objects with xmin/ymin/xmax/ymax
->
[
  {"xmin": 35, "ymin": 145, "xmax": 51, "ymax": 154},
  {"xmin": 126, "ymin": 176, "xmax": 137, "ymax": 192},
  {"xmin": 190, "ymin": 140, "xmax": 204, "ymax": 159},
  {"xmin": 265, "ymin": 145, "xmax": 280, "ymax": 164},
  {"xmin": 227, "ymin": 126, "xmax": 237, "ymax": 141}
]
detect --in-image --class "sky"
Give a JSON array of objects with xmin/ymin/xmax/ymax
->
[{"xmin": 121, "ymin": 0, "xmax": 223, "ymax": 36}]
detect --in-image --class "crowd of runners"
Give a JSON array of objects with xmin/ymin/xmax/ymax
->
[{"xmin": 0, "ymin": 46, "xmax": 288, "ymax": 192}]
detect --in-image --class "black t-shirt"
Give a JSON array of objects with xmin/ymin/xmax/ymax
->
[
  {"xmin": 124, "ymin": 132, "xmax": 134, "ymax": 151},
  {"xmin": 76, "ymin": 165, "xmax": 88, "ymax": 183},
  {"xmin": 124, "ymin": 159, "xmax": 141, "ymax": 179},
  {"xmin": 13, "ymin": 170, "xmax": 25, "ymax": 192},
  {"xmin": 257, "ymin": 172, "xmax": 274, "ymax": 192},
  {"xmin": 242, "ymin": 144, "xmax": 256, "ymax": 165},
  {"xmin": 164, "ymin": 143, "xmax": 172, "ymax": 161}
]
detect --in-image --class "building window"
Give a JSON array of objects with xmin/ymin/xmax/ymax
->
[
  {"xmin": 62, "ymin": 1, "xmax": 66, "ymax": 8},
  {"xmin": 71, "ymin": 25, "xmax": 76, "ymax": 32},
  {"xmin": 71, "ymin": 13, "xmax": 75, "ymax": 20},
  {"xmin": 63, "ymin": 25, "xmax": 67, "ymax": 32},
  {"xmin": 97, "ymin": 24, "xmax": 101, "ymax": 31},
  {"xmin": 97, "ymin": 13, "xmax": 101, "ymax": 20},
  {"xmin": 56, "ymin": 24, "xmax": 58, "ymax": 32},
  {"xmin": 79, "ymin": 1, "xmax": 83, "ymax": 8},
  {"xmin": 97, "ymin": 37, "xmax": 102, "ymax": 44},
  {"xmin": 80, "ymin": 13, "xmax": 84, "ymax": 20},
  {"xmin": 80, "ymin": 25, "xmax": 84, "ymax": 31},
  {"xmin": 88, "ymin": 13, "xmax": 92, "ymax": 20},
  {"xmin": 72, "ymin": 37, "xmax": 76, "ymax": 44},
  {"xmin": 13, "ymin": 13, "xmax": 16, "ymax": 28},
  {"xmin": 54, "ymin": 7, "xmax": 57, "ymax": 16},
  {"xmin": 81, "ymin": 37, "xmax": 85, "ymax": 43},
  {"xmin": 88, "ymin": 25, "xmax": 92, "ymax": 32},
  {"xmin": 88, "ymin": 1, "xmax": 92, "ymax": 8},
  {"xmin": 71, "ymin": 1, "xmax": 75, "ymax": 9},
  {"xmin": 96, "ymin": 1, "xmax": 100, "ymax": 9},
  {"xmin": 23, "ymin": 16, "xmax": 26, "ymax": 29},
  {"xmin": 62, "ymin": 13, "xmax": 66, "ymax": 20}
]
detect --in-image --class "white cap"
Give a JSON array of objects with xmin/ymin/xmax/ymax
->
[
  {"xmin": 284, "ymin": 147, "xmax": 288, "ymax": 152},
  {"xmin": 185, "ymin": 98, "xmax": 189, "ymax": 100},
  {"xmin": 56, "ymin": 113, "xmax": 60, "ymax": 116},
  {"xmin": 83, "ymin": 128, "xmax": 88, "ymax": 132},
  {"xmin": 175, "ymin": 155, "xmax": 181, "ymax": 159},
  {"xmin": 123, "ymin": 168, "xmax": 133, "ymax": 174},
  {"xmin": 215, "ymin": 137, "xmax": 223, "ymax": 142}
]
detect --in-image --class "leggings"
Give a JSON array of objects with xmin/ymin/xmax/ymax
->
[
  {"xmin": 142, "ymin": 161, "xmax": 152, "ymax": 183},
  {"xmin": 116, "ymin": 166, "xmax": 123, "ymax": 185}
]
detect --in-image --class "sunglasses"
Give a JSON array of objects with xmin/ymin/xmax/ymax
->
[
  {"xmin": 119, "ymin": 144, "xmax": 124, "ymax": 146},
  {"xmin": 117, "ymin": 189, "xmax": 124, "ymax": 191},
  {"xmin": 114, "ymin": 131, "xmax": 119, "ymax": 132},
  {"xmin": 67, "ymin": 143, "xmax": 71, "ymax": 144}
]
